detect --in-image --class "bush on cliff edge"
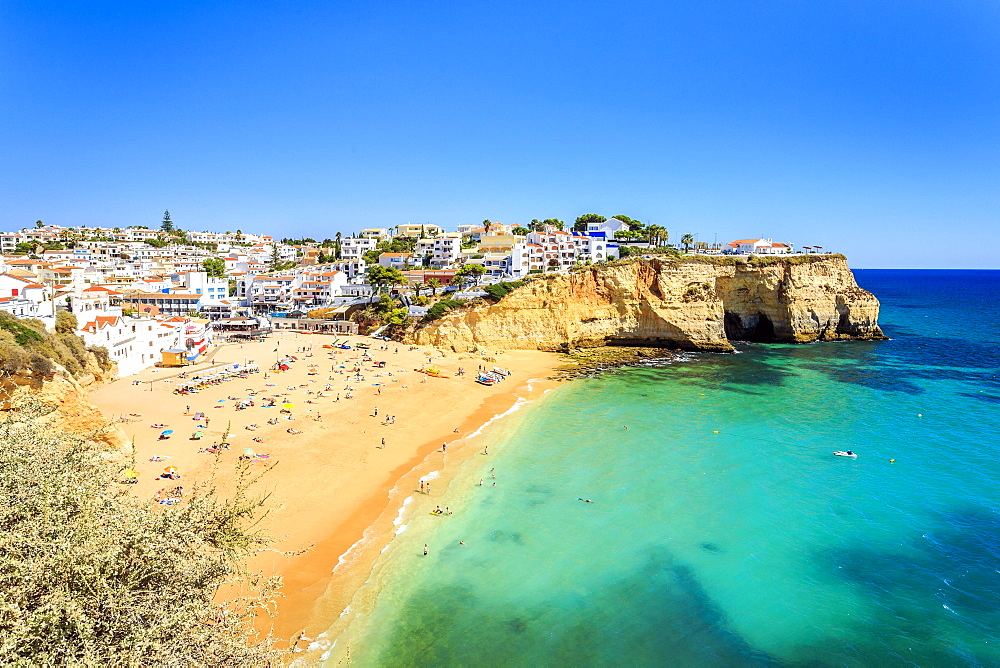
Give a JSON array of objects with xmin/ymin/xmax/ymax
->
[
  {"xmin": 0, "ymin": 312, "xmax": 112, "ymax": 380},
  {"xmin": 0, "ymin": 402, "xmax": 285, "ymax": 664}
]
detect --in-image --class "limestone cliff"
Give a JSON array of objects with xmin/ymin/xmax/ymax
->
[
  {"xmin": 408, "ymin": 255, "xmax": 884, "ymax": 353},
  {"xmin": 1, "ymin": 363, "xmax": 127, "ymax": 451}
]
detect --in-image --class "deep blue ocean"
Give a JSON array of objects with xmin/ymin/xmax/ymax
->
[{"xmin": 328, "ymin": 270, "xmax": 1000, "ymax": 666}]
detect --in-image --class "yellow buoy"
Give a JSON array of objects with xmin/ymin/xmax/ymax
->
[
  {"xmin": 889, "ymin": 459, "xmax": 895, "ymax": 463},
  {"xmin": 712, "ymin": 430, "xmax": 719, "ymax": 434}
]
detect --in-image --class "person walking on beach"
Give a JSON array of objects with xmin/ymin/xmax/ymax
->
[
  {"xmin": 373, "ymin": 407, "xmax": 378, "ymax": 417},
  {"xmin": 442, "ymin": 443, "xmax": 447, "ymax": 452},
  {"xmin": 420, "ymin": 480, "xmax": 425, "ymax": 493},
  {"xmin": 423, "ymin": 544, "xmax": 428, "ymax": 556}
]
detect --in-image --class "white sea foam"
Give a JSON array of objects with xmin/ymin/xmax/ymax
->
[
  {"xmin": 392, "ymin": 496, "xmax": 412, "ymax": 526},
  {"xmin": 466, "ymin": 396, "xmax": 530, "ymax": 439},
  {"xmin": 333, "ymin": 532, "xmax": 371, "ymax": 574},
  {"xmin": 394, "ymin": 523, "xmax": 408, "ymax": 535},
  {"xmin": 418, "ymin": 470, "xmax": 439, "ymax": 483}
]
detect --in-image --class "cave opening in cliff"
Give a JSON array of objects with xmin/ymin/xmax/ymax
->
[{"xmin": 724, "ymin": 311, "xmax": 776, "ymax": 343}]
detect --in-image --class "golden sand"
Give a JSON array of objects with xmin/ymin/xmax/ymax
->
[{"xmin": 87, "ymin": 331, "xmax": 561, "ymax": 644}]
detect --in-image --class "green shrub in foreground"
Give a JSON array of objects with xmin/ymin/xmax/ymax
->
[{"xmin": 0, "ymin": 402, "xmax": 286, "ymax": 664}]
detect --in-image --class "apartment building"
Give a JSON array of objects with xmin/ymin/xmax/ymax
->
[
  {"xmin": 341, "ymin": 237, "xmax": 378, "ymax": 261},
  {"xmin": 415, "ymin": 237, "xmax": 461, "ymax": 267}
]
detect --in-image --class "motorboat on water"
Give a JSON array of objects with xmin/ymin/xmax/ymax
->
[{"xmin": 834, "ymin": 451, "xmax": 858, "ymax": 458}]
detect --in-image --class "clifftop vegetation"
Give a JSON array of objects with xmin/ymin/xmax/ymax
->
[{"xmin": 0, "ymin": 312, "xmax": 111, "ymax": 380}]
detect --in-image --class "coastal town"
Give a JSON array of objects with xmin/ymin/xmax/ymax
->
[{"xmin": 0, "ymin": 211, "xmax": 823, "ymax": 377}]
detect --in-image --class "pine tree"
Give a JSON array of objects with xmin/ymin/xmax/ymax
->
[{"xmin": 160, "ymin": 210, "xmax": 174, "ymax": 232}]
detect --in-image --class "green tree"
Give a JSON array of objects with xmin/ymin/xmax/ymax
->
[
  {"xmin": 34, "ymin": 220, "xmax": 44, "ymax": 228},
  {"xmin": 542, "ymin": 218, "xmax": 565, "ymax": 230},
  {"xmin": 335, "ymin": 231, "xmax": 343, "ymax": 260},
  {"xmin": 362, "ymin": 249, "xmax": 381, "ymax": 265},
  {"xmin": 512, "ymin": 226, "xmax": 529, "ymax": 236},
  {"xmin": 426, "ymin": 278, "xmax": 442, "ymax": 296},
  {"xmin": 267, "ymin": 245, "xmax": 281, "ymax": 271},
  {"xmin": 160, "ymin": 210, "xmax": 173, "ymax": 232},
  {"xmin": 367, "ymin": 265, "xmax": 405, "ymax": 300},
  {"xmin": 454, "ymin": 263, "xmax": 485, "ymax": 287},
  {"xmin": 680, "ymin": 234, "xmax": 695, "ymax": 252},
  {"xmin": 574, "ymin": 214, "xmax": 606, "ymax": 232},
  {"xmin": 202, "ymin": 258, "xmax": 227, "ymax": 278},
  {"xmin": 384, "ymin": 307, "xmax": 410, "ymax": 325}
]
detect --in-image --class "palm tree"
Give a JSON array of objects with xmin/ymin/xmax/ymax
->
[
  {"xmin": 681, "ymin": 234, "xmax": 694, "ymax": 253},
  {"xmin": 335, "ymin": 231, "xmax": 342, "ymax": 260},
  {"xmin": 427, "ymin": 278, "xmax": 442, "ymax": 296},
  {"xmin": 646, "ymin": 225, "xmax": 667, "ymax": 247}
]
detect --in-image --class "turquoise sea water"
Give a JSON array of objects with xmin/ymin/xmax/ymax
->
[{"xmin": 328, "ymin": 270, "xmax": 1000, "ymax": 666}]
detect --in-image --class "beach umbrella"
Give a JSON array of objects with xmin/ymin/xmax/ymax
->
[
  {"xmin": 282, "ymin": 402, "xmax": 295, "ymax": 409},
  {"xmin": 217, "ymin": 399, "xmax": 226, "ymax": 402},
  {"xmin": 164, "ymin": 466, "xmax": 177, "ymax": 473},
  {"xmin": 123, "ymin": 470, "xmax": 139, "ymax": 478},
  {"xmin": 243, "ymin": 448, "xmax": 255, "ymax": 457},
  {"xmin": 161, "ymin": 430, "xmax": 174, "ymax": 435}
]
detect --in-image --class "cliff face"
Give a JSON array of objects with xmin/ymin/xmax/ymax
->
[
  {"xmin": 408, "ymin": 256, "xmax": 884, "ymax": 353},
  {"xmin": 1, "ymin": 363, "xmax": 127, "ymax": 451}
]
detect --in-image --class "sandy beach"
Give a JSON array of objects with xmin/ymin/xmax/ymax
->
[{"xmin": 87, "ymin": 331, "xmax": 562, "ymax": 647}]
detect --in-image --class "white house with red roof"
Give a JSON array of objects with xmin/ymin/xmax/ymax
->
[
  {"xmin": 508, "ymin": 242, "xmax": 546, "ymax": 277},
  {"xmin": 0, "ymin": 273, "xmax": 53, "ymax": 318},
  {"xmin": 526, "ymin": 227, "xmax": 579, "ymax": 272},
  {"xmin": 78, "ymin": 312, "xmax": 185, "ymax": 376},
  {"xmin": 726, "ymin": 238, "xmax": 794, "ymax": 255}
]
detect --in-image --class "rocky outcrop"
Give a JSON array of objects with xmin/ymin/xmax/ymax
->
[
  {"xmin": 1, "ymin": 363, "xmax": 127, "ymax": 451},
  {"xmin": 408, "ymin": 255, "xmax": 885, "ymax": 353}
]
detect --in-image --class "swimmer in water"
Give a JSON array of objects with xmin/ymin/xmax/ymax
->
[{"xmin": 578, "ymin": 498, "xmax": 594, "ymax": 503}]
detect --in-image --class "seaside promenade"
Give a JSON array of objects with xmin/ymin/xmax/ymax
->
[{"xmin": 87, "ymin": 331, "xmax": 561, "ymax": 646}]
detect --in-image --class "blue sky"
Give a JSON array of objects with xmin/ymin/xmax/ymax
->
[{"xmin": 1, "ymin": 1, "xmax": 998, "ymax": 268}]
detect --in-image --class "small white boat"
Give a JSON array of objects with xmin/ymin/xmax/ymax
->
[{"xmin": 834, "ymin": 451, "xmax": 858, "ymax": 458}]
